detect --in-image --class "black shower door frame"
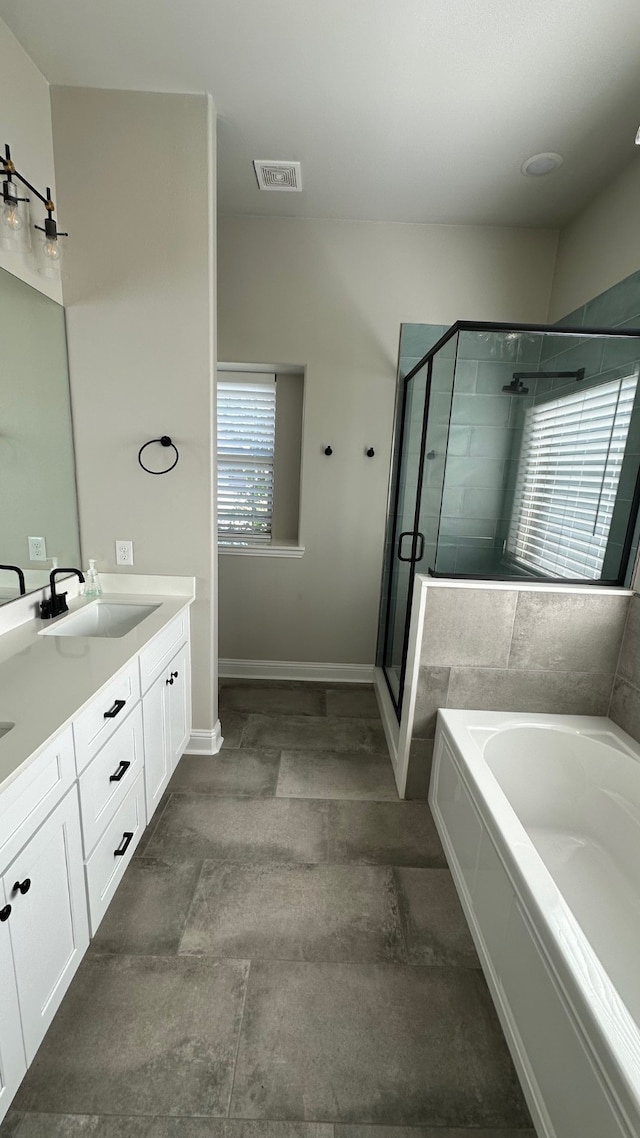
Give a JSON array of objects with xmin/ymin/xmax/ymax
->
[{"xmin": 379, "ymin": 319, "xmax": 640, "ymax": 721}]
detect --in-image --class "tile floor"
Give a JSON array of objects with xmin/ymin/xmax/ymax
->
[{"xmin": 2, "ymin": 681, "xmax": 535, "ymax": 1138}]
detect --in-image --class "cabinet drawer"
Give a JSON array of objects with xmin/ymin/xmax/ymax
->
[
  {"xmin": 0, "ymin": 727, "xmax": 75, "ymax": 872},
  {"xmin": 85, "ymin": 770, "xmax": 146, "ymax": 936},
  {"xmin": 73, "ymin": 659, "xmax": 140, "ymax": 773},
  {"xmin": 78, "ymin": 704, "xmax": 144, "ymax": 854},
  {"xmin": 139, "ymin": 610, "xmax": 189, "ymax": 693}
]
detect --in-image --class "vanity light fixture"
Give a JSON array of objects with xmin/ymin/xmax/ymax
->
[{"xmin": 0, "ymin": 144, "xmax": 68, "ymax": 278}]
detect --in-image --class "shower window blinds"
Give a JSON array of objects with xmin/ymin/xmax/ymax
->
[
  {"xmin": 506, "ymin": 374, "xmax": 638, "ymax": 579},
  {"xmin": 217, "ymin": 373, "xmax": 276, "ymax": 541}
]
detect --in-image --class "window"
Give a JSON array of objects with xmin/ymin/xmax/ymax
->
[
  {"xmin": 507, "ymin": 375, "xmax": 638, "ymax": 579},
  {"xmin": 217, "ymin": 372, "xmax": 276, "ymax": 542}
]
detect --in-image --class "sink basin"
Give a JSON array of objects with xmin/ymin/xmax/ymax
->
[
  {"xmin": 40, "ymin": 602, "xmax": 159, "ymax": 639},
  {"xmin": 0, "ymin": 723, "xmax": 14, "ymax": 738}
]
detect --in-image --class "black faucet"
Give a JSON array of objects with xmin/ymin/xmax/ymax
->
[
  {"xmin": 40, "ymin": 568, "xmax": 85, "ymax": 620},
  {"xmin": 0, "ymin": 565, "xmax": 26, "ymax": 596}
]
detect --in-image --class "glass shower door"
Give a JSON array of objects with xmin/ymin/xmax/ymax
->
[{"xmin": 379, "ymin": 359, "xmax": 429, "ymax": 710}]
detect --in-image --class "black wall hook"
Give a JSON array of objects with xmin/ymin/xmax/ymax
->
[
  {"xmin": 138, "ymin": 435, "xmax": 179, "ymax": 475},
  {"xmin": 324, "ymin": 445, "xmax": 333, "ymax": 456}
]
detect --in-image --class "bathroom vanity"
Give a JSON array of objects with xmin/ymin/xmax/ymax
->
[{"xmin": 0, "ymin": 581, "xmax": 193, "ymax": 1122}]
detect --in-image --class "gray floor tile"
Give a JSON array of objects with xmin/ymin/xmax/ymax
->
[
  {"xmin": 393, "ymin": 868, "xmax": 479, "ymax": 967},
  {"xmin": 168, "ymin": 750, "xmax": 281, "ymax": 797},
  {"xmin": 326, "ymin": 687, "xmax": 379, "ymax": 718},
  {"xmin": 327, "ymin": 801, "xmax": 447, "ymax": 867},
  {"xmin": 0, "ymin": 1114, "xmax": 23, "ymax": 1137},
  {"xmin": 336, "ymin": 1128, "xmax": 536, "ymax": 1137},
  {"xmin": 8, "ymin": 1119, "xmax": 334, "ymax": 1137},
  {"xmin": 145, "ymin": 795, "xmax": 329, "ymax": 863},
  {"xmin": 220, "ymin": 684, "xmax": 326, "ymax": 717},
  {"xmin": 134, "ymin": 793, "xmax": 173, "ymax": 857},
  {"xmin": 241, "ymin": 714, "xmax": 387, "ymax": 753},
  {"xmin": 230, "ymin": 961, "xmax": 531, "ymax": 1127},
  {"xmin": 15, "ymin": 955, "xmax": 249, "ymax": 1118},
  {"xmin": 276, "ymin": 750, "xmax": 398, "ymax": 801},
  {"xmin": 219, "ymin": 711, "xmax": 249, "ymax": 749},
  {"xmin": 180, "ymin": 862, "xmax": 405, "ymax": 963},
  {"xmin": 89, "ymin": 858, "xmax": 202, "ymax": 955}
]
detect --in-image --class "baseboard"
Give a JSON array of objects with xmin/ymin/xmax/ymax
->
[
  {"xmin": 374, "ymin": 667, "xmax": 401, "ymax": 789},
  {"xmin": 218, "ymin": 659, "xmax": 375, "ymax": 683},
  {"xmin": 185, "ymin": 721, "xmax": 223, "ymax": 755}
]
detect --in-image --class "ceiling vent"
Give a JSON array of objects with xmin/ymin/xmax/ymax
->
[{"xmin": 253, "ymin": 160, "xmax": 302, "ymax": 192}]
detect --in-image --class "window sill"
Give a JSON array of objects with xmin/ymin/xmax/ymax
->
[{"xmin": 219, "ymin": 541, "xmax": 305, "ymax": 558}]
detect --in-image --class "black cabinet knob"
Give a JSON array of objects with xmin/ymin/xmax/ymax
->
[
  {"xmin": 171, "ymin": 670, "xmax": 178, "ymax": 679},
  {"xmin": 166, "ymin": 676, "xmax": 174, "ymax": 686},
  {"xmin": 0, "ymin": 904, "xmax": 11, "ymax": 922},
  {"xmin": 13, "ymin": 878, "xmax": 31, "ymax": 896}
]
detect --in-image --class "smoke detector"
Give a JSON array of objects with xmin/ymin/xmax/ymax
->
[{"xmin": 253, "ymin": 160, "xmax": 302, "ymax": 192}]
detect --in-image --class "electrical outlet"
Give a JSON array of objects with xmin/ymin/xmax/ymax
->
[
  {"xmin": 115, "ymin": 539, "xmax": 134, "ymax": 566},
  {"xmin": 28, "ymin": 536, "xmax": 47, "ymax": 561}
]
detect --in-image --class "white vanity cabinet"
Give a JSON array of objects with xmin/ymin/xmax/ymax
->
[
  {"xmin": 0, "ymin": 889, "xmax": 26, "ymax": 1121},
  {"xmin": 2, "ymin": 787, "xmax": 89, "ymax": 1062},
  {"xmin": 0, "ymin": 725, "xmax": 89, "ymax": 1107},
  {"xmin": 0, "ymin": 594, "xmax": 193, "ymax": 1125},
  {"xmin": 141, "ymin": 617, "xmax": 191, "ymax": 821}
]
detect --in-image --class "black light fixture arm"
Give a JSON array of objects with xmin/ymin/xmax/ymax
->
[{"xmin": 1, "ymin": 147, "xmax": 68, "ymax": 237}]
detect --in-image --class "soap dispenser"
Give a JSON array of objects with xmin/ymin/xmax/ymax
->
[{"xmin": 84, "ymin": 559, "xmax": 103, "ymax": 598}]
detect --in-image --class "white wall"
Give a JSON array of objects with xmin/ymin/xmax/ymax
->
[
  {"xmin": 0, "ymin": 17, "xmax": 61, "ymax": 303},
  {"xmin": 548, "ymin": 157, "xmax": 640, "ymax": 321},
  {"xmin": 51, "ymin": 88, "xmax": 218, "ymax": 732},
  {"xmin": 218, "ymin": 215, "xmax": 558, "ymax": 665}
]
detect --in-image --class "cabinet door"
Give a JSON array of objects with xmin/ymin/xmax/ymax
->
[
  {"xmin": 0, "ymin": 882, "xmax": 26, "ymax": 1126},
  {"xmin": 142, "ymin": 672, "xmax": 169, "ymax": 822},
  {"xmin": 5, "ymin": 787, "xmax": 89, "ymax": 1064},
  {"xmin": 167, "ymin": 642, "xmax": 191, "ymax": 771}
]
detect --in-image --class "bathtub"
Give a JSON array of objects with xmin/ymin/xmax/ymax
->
[{"xmin": 429, "ymin": 710, "xmax": 640, "ymax": 1138}]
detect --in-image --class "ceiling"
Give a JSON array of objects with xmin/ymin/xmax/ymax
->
[{"xmin": 2, "ymin": 0, "xmax": 640, "ymax": 228}]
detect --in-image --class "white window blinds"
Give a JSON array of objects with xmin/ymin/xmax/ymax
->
[
  {"xmin": 217, "ymin": 373, "xmax": 276, "ymax": 541},
  {"xmin": 507, "ymin": 375, "xmax": 638, "ymax": 580}
]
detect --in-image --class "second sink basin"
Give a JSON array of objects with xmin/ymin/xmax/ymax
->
[{"xmin": 40, "ymin": 602, "xmax": 160, "ymax": 639}]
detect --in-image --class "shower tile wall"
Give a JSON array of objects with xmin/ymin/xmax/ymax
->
[
  {"xmin": 610, "ymin": 593, "xmax": 640, "ymax": 743},
  {"xmin": 435, "ymin": 335, "xmax": 542, "ymax": 576},
  {"xmin": 405, "ymin": 584, "xmax": 630, "ymax": 798}
]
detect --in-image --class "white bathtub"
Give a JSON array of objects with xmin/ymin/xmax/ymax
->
[{"xmin": 429, "ymin": 710, "xmax": 640, "ymax": 1138}]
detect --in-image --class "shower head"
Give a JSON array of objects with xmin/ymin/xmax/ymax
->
[{"xmin": 502, "ymin": 378, "xmax": 530, "ymax": 395}]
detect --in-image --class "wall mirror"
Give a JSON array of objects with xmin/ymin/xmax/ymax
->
[{"xmin": 0, "ymin": 265, "xmax": 80, "ymax": 604}]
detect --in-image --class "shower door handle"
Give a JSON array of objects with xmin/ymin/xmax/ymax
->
[{"xmin": 398, "ymin": 531, "xmax": 425, "ymax": 563}]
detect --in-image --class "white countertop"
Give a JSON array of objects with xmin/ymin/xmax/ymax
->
[{"xmin": 0, "ymin": 585, "xmax": 194, "ymax": 793}]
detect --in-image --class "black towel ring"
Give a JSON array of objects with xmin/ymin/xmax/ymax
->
[{"xmin": 137, "ymin": 435, "xmax": 179, "ymax": 475}]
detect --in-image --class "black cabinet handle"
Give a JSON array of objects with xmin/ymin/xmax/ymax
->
[
  {"xmin": 171, "ymin": 670, "xmax": 178, "ymax": 679},
  {"xmin": 109, "ymin": 760, "xmax": 131, "ymax": 783},
  {"xmin": 166, "ymin": 676, "xmax": 174, "ymax": 686},
  {"xmin": 114, "ymin": 831, "xmax": 134, "ymax": 857},
  {"xmin": 104, "ymin": 699, "xmax": 126, "ymax": 720},
  {"xmin": 0, "ymin": 904, "xmax": 11, "ymax": 922},
  {"xmin": 12, "ymin": 879, "xmax": 31, "ymax": 896}
]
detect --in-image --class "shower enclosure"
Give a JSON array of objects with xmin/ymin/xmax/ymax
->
[{"xmin": 377, "ymin": 321, "xmax": 640, "ymax": 715}]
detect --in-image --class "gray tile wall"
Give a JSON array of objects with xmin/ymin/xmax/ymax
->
[
  {"xmin": 406, "ymin": 585, "xmax": 630, "ymax": 798},
  {"xmin": 609, "ymin": 593, "xmax": 640, "ymax": 743}
]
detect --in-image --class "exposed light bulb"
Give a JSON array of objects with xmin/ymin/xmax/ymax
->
[
  {"xmin": 42, "ymin": 236, "xmax": 60, "ymax": 260},
  {"xmin": 2, "ymin": 201, "xmax": 22, "ymax": 231}
]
